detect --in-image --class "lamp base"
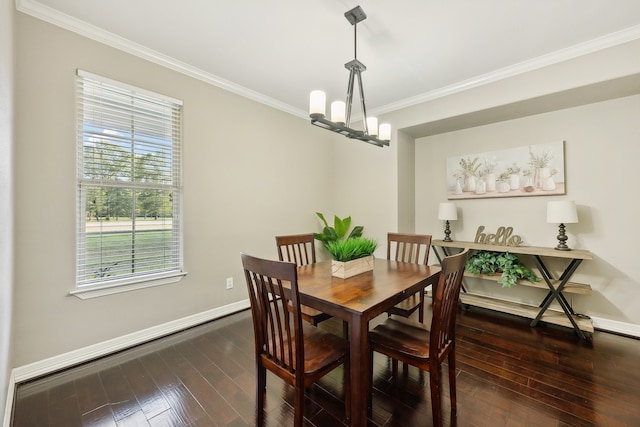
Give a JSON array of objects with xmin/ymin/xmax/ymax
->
[
  {"xmin": 554, "ymin": 223, "xmax": 572, "ymax": 251},
  {"xmin": 443, "ymin": 220, "xmax": 453, "ymax": 242}
]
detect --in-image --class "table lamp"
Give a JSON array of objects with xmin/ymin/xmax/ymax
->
[
  {"xmin": 438, "ymin": 202, "xmax": 458, "ymax": 242},
  {"xmin": 546, "ymin": 200, "xmax": 578, "ymax": 250}
]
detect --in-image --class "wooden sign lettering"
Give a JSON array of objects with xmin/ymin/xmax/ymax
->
[{"xmin": 474, "ymin": 225, "xmax": 523, "ymax": 246}]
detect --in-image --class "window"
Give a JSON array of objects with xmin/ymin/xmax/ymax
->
[{"xmin": 75, "ymin": 70, "xmax": 184, "ymax": 295}]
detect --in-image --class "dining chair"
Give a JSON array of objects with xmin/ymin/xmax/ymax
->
[
  {"xmin": 275, "ymin": 233, "xmax": 332, "ymax": 327},
  {"xmin": 241, "ymin": 253, "xmax": 351, "ymax": 427},
  {"xmin": 368, "ymin": 249, "xmax": 469, "ymax": 427},
  {"xmin": 385, "ymin": 232, "xmax": 433, "ymax": 323}
]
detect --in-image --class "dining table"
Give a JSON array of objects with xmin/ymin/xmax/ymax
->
[{"xmin": 295, "ymin": 259, "xmax": 442, "ymax": 427}]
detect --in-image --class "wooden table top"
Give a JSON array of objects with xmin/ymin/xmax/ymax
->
[{"xmin": 295, "ymin": 259, "xmax": 442, "ymax": 319}]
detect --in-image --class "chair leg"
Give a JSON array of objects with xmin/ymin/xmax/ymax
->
[
  {"xmin": 430, "ymin": 364, "xmax": 443, "ymax": 427},
  {"xmin": 392, "ymin": 358, "xmax": 399, "ymax": 379},
  {"xmin": 448, "ymin": 350, "xmax": 457, "ymax": 416},
  {"xmin": 368, "ymin": 348, "xmax": 373, "ymax": 418},
  {"xmin": 344, "ymin": 356, "xmax": 351, "ymax": 421},
  {"xmin": 293, "ymin": 385, "xmax": 304, "ymax": 427},
  {"xmin": 256, "ymin": 365, "xmax": 266, "ymax": 426}
]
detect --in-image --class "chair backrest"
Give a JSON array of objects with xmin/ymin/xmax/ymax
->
[
  {"xmin": 276, "ymin": 233, "xmax": 316, "ymax": 267},
  {"xmin": 241, "ymin": 253, "xmax": 304, "ymax": 379},
  {"xmin": 387, "ymin": 233, "xmax": 432, "ymax": 265},
  {"xmin": 430, "ymin": 249, "xmax": 469, "ymax": 362}
]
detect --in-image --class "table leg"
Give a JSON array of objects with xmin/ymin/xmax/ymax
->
[
  {"xmin": 531, "ymin": 256, "xmax": 586, "ymax": 339},
  {"xmin": 348, "ymin": 313, "xmax": 368, "ymax": 427}
]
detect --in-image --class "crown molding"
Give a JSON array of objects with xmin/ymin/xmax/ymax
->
[
  {"xmin": 16, "ymin": 0, "xmax": 640, "ymax": 120},
  {"xmin": 15, "ymin": 0, "xmax": 306, "ymax": 118},
  {"xmin": 373, "ymin": 24, "xmax": 640, "ymax": 116}
]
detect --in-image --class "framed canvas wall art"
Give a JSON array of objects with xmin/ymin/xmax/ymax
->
[{"xmin": 446, "ymin": 141, "xmax": 565, "ymax": 200}]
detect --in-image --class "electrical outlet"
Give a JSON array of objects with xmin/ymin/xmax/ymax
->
[{"xmin": 226, "ymin": 277, "xmax": 233, "ymax": 290}]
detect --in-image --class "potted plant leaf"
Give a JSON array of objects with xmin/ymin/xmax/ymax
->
[
  {"xmin": 313, "ymin": 212, "xmax": 363, "ymax": 247},
  {"xmin": 465, "ymin": 250, "xmax": 540, "ymax": 288},
  {"xmin": 314, "ymin": 212, "xmax": 377, "ymax": 278}
]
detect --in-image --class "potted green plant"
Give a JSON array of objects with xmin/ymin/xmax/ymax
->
[
  {"xmin": 314, "ymin": 212, "xmax": 377, "ymax": 278},
  {"xmin": 313, "ymin": 212, "xmax": 363, "ymax": 248},
  {"xmin": 325, "ymin": 237, "xmax": 378, "ymax": 262},
  {"xmin": 465, "ymin": 250, "xmax": 540, "ymax": 288}
]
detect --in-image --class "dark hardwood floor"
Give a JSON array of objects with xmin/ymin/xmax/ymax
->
[{"xmin": 11, "ymin": 305, "xmax": 640, "ymax": 426}]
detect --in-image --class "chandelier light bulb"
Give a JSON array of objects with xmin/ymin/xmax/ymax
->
[
  {"xmin": 331, "ymin": 101, "xmax": 346, "ymax": 124},
  {"xmin": 309, "ymin": 90, "xmax": 326, "ymax": 116},
  {"xmin": 366, "ymin": 117, "xmax": 378, "ymax": 136},
  {"xmin": 379, "ymin": 123, "xmax": 391, "ymax": 141}
]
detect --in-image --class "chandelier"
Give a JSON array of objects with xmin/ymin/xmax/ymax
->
[{"xmin": 309, "ymin": 5, "xmax": 391, "ymax": 147}]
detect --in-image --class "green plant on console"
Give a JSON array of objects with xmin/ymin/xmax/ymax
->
[
  {"xmin": 313, "ymin": 212, "xmax": 363, "ymax": 248},
  {"xmin": 325, "ymin": 237, "xmax": 378, "ymax": 262},
  {"xmin": 465, "ymin": 251, "xmax": 540, "ymax": 288}
]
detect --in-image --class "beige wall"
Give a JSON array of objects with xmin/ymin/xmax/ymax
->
[
  {"xmin": 330, "ymin": 135, "xmax": 398, "ymax": 252},
  {"xmin": 12, "ymin": 12, "xmax": 337, "ymax": 366},
  {"xmin": 415, "ymin": 95, "xmax": 640, "ymax": 325}
]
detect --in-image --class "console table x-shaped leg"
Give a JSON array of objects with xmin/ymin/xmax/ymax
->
[{"xmin": 531, "ymin": 255, "xmax": 587, "ymax": 339}]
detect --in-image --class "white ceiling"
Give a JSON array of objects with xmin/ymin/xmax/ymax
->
[{"xmin": 17, "ymin": 0, "xmax": 640, "ymax": 119}]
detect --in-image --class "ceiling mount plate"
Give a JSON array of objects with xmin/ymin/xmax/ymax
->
[{"xmin": 344, "ymin": 6, "xmax": 367, "ymax": 25}]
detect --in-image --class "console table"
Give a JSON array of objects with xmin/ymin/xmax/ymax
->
[{"xmin": 432, "ymin": 240, "xmax": 594, "ymax": 339}]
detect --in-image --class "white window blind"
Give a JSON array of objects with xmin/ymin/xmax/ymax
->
[{"xmin": 76, "ymin": 70, "xmax": 183, "ymax": 290}]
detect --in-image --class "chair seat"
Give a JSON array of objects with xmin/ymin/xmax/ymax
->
[
  {"xmin": 369, "ymin": 315, "xmax": 431, "ymax": 360},
  {"xmin": 287, "ymin": 302, "xmax": 333, "ymax": 326},
  {"xmin": 263, "ymin": 324, "xmax": 349, "ymax": 375},
  {"xmin": 300, "ymin": 305, "xmax": 333, "ymax": 326},
  {"xmin": 386, "ymin": 292, "xmax": 423, "ymax": 318},
  {"xmin": 300, "ymin": 325, "xmax": 350, "ymax": 374}
]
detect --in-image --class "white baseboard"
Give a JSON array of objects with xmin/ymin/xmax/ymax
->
[
  {"xmin": 591, "ymin": 316, "xmax": 640, "ymax": 338},
  {"xmin": 12, "ymin": 299, "xmax": 249, "ymax": 384},
  {"xmin": 4, "ymin": 301, "xmax": 250, "ymax": 427}
]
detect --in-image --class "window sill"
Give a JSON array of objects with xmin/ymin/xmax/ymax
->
[{"xmin": 69, "ymin": 271, "xmax": 188, "ymax": 300}]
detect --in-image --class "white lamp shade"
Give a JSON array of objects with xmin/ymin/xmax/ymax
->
[
  {"xmin": 547, "ymin": 200, "xmax": 578, "ymax": 224},
  {"xmin": 438, "ymin": 202, "xmax": 458, "ymax": 221},
  {"xmin": 309, "ymin": 90, "xmax": 326, "ymax": 116}
]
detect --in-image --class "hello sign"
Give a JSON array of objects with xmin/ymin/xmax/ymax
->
[{"xmin": 474, "ymin": 226, "xmax": 523, "ymax": 246}]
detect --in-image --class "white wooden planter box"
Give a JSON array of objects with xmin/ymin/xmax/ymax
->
[{"xmin": 331, "ymin": 255, "xmax": 374, "ymax": 279}]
